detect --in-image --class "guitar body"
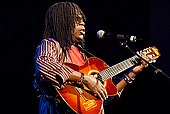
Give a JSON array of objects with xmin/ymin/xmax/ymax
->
[{"xmin": 57, "ymin": 57, "xmax": 118, "ymax": 114}]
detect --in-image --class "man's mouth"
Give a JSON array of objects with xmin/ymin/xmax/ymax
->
[{"xmin": 80, "ymin": 31, "xmax": 85, "ymax": 35}]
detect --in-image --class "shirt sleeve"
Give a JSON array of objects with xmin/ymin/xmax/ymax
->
[{"xmin": 34, "ymin": 38, "xmax": 74, "ymax": 84}]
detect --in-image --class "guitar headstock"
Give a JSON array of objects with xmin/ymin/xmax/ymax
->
[{"xmin": 138, "ymin": 46, "xmax": 161, "ymax": 63}]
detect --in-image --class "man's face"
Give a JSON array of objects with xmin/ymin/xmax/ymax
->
[{"xmin": 72, "ymin": 15, "xmax": 85, "ymax": 43}]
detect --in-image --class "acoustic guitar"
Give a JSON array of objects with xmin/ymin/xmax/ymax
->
[{"xmin": 56, "ymin": 46, "xmax": 160, "ymax": 114}]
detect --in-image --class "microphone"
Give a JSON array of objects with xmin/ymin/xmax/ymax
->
[{"xmin": 97, "ymin": 30, "xmax": 142, "ymax": 43}]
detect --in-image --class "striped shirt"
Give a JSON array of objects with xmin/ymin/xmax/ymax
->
[{"xmin": 34, "ymin": 38, "xmax": 79, "ymax": 86}]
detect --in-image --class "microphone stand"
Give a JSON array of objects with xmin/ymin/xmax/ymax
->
[{"xmin": 119, "ymin": 41, "xmax": 170, "ymax": 79}]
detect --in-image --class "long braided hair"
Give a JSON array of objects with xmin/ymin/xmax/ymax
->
[{"xmin": 43, "ymin": 2, "xmax": 86, "ymax": 51}]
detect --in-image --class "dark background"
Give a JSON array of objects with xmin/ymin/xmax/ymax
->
[{"xmin": 1, "ymin": 0, "xmax": 170, "ymax": 114}]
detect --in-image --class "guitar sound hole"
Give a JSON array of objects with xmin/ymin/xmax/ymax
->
[{"xmin": 90, "ymin": 72, "xmax": 97, "ymax": 75}]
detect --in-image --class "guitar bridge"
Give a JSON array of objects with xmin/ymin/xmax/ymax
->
[{"xmin": 83, "ymin": 99, "xmax": 97, "ymax": 111}]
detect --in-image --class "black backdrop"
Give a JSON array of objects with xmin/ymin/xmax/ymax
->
[{"xmin": 1, "ymin": 0, "xmax": 170, "ymax": 114}]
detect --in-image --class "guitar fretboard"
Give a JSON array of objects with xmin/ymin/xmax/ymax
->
[{"xmin": 98, "ymin": 55, "xmax": 139, "ymax": 82}]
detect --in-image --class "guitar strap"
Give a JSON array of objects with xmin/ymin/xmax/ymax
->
[{"xmin": 76, "ymin": 43, "xmax": 96, "ymax": 58}]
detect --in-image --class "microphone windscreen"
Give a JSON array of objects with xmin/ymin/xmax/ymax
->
[{"xmin": 97, "ymin": 30, "xmax": 105, "ymax": 39}]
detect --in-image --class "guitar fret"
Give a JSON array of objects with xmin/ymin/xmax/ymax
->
[
  {"xmin": 108, "ymin": 68, "xmax": 115, "ymax": 76},
  {"xmin": 121, "ymin": 61, "xmax": 127, "ymax": 69},
  {"xmin": 114, "ymin": 65, "xmax": 119, "ymax": 73},
  {"xmin": 122, "ymin": 60, "xmax": 128, "ymax": 69},
  {"xmin": 102, "ymin": 71, "xmax": 109, "ymax": 81},
  {"xmin": 117, "ymin": 63, "xmax": 123, "ymax": 72},
  {"xmin": 98, "ymin": 72, "xmax": 104, "ymax": 81},
  {"xmin": 104, "ymin": 69, "xmax": 113, "ymax": 80}
]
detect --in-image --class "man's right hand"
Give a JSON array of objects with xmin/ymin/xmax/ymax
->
[{"xmin": 83, "ymin": 74, "xmax": 108, "ymax": 100}]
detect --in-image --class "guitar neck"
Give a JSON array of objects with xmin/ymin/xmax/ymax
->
[{"xmin": 98, "ymin": 55, "xmax": 139, "ymax": 82}]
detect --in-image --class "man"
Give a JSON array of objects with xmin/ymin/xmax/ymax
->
[{"xmin": 34, "ymin": 2, "xmax": 148, "ymax": 114}]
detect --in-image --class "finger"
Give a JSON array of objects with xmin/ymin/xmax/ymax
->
[
  {"xmin": 96, "ymin": 91, "xmax": 104, "ymax": 101},
  {"xmin": 95, "ymin": 80, "xmax": 107, "ymax": 100},
  {"xmin": 97, "ymin": 81, "xmax": 107, "ymax": 99},
  {"xmin": 100, "ymin": 82, "xmax": 104, "ymax": 88},
  {"xmin": 100, "ymin": 91, "xmax": 107, "ymax": 100},
  {"xmin": 141, "ymin": 60, "xmax": 148, "ymax": 68},
  {"xmin": 101, "ymin": 87, "xmax": 108, "ymax": 99},
  {"xmin": 97, "ymin": 83, "xmax": 108, "ymax": 99},
  {"xmin": 98, "ymin": 80, "xmax": 105, "ymax": 89},
  {"xmin": 93, "ymin": 74, "xmax": 98, "ymax": 78},
  {"xmin": 102, "ymin": 88, "xmax": 108, "ymax": 99}
]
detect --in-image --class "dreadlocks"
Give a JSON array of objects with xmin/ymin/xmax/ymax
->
[{"xmin": 43, "ymin": 2, "xmax": 86, "ymax": 51}]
